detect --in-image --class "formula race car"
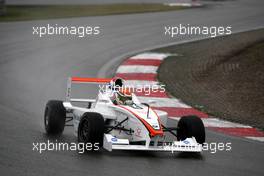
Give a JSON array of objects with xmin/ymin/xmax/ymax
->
[{"xmin": 44, "ymin": 77, "xmax": 205, "ymax": 152}]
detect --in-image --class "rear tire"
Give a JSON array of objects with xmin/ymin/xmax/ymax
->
[
  {"xmin": 177, "ymin": 115, "xmax": 205, "ymax": 144},
  {"xmin": 78, "ymin": 112, "xmax": 104, "ymax": 150},
  {"xmin": 44, "ymin": 100, "xmax": 66, "ymax": 135}
]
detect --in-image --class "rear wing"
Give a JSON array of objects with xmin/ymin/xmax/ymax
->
[{"xmin": 66, "ymin": 77, "xmax": 112, "ymax": 102}]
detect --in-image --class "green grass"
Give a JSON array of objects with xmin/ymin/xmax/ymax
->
[{"xmin": 0, "ymin": 4, "xmax": 186, "ymax": 22}]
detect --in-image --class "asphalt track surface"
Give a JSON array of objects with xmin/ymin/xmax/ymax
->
[{"xmin": 0, "ymin": 0, "xmax": 264, "ymax": 176}]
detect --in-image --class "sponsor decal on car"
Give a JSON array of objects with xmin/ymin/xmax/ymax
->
[{"xmin": 111, "ymin": 137, "xmax": 118, "ymax": 142}]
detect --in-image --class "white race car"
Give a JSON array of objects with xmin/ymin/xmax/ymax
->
[{"xmin": 44, "ymin": 77, "xmax": 205, "ymax": 152}]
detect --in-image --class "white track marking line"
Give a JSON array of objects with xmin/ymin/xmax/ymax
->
[
  {"xmin": 129, "ymin": 52, "xmax": 170, "ymax": 60},
  {"xmin": 137, "ymin": 97, "xmax": 190, "ymax": 108},
  {"xmin": 117, "ymin": 65, "xmax": 158, "ymax": 74},
  {"xmin": 246, "ymin": 137, "xmax": 264, "ymax": 142},
  {"xmin": 201, "ymin": 118, "xmax": 252, "ymax": 128}
]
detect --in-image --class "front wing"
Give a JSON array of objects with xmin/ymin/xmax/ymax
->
[{"xmin": 103, "ymin": 134, "xmax": 202, "ymax": 152}]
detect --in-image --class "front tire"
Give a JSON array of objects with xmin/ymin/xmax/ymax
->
[
  {"xmin": 78, "ymin": 112, "xmax": 104, "ymax": 150},
  {"xmin": 44, "ymin": 100, "xmax": 66, "ymax": 135},
  {"xmin": 177, "ymin": 115, "xmax": 205, "ymax": 144}
]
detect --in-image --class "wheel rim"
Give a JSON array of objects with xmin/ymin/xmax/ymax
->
[
  {"xmin": 45, "ymin": 115, "xmax": 49, "ymax": 126},
  {"xmin": 80, "ymin": 119, "xmax": 90, "ymax": 141},
  {"xmin": 44, "ymin": 108, "xmax": 49, "ymax": 127}
]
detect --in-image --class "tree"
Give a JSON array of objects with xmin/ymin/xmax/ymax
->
[{"xmin": 0, "ymin": 0, "xmax": 6, "ymax": 16}]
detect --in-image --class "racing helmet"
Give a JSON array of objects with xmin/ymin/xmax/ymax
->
[
  {"xmin": 110, "ymin": 77, "xmax": 124, "ymax": 90},
  {"xmin": 116, "ymin": 88, "xmax": 133, "ymax": 105}
]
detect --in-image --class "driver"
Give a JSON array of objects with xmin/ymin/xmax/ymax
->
[
  {"xmin": 108, "ymin": 77, "xmax": 133, "ymax": 105},
  {"xmin": 110, "ymin": 87, "xmax": 133, "ymax": 105},
  {"xmin": 115, "ymin": 88, "xmax": 133, "ymax": 105}
]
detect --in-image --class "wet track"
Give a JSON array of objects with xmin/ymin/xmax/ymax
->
[{"xmin": 0, "ymin": 0, "xmax": 264, "ymax": 175}]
